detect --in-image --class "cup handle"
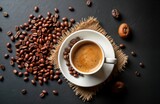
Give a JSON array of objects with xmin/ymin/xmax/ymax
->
[{"xmin": 104, "ymin": 57, "xmax": 117, "ymax": 64}]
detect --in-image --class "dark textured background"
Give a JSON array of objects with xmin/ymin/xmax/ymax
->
[{"xmin": 0, "ymin": 0, "xmax": 160, "ymax": 104}]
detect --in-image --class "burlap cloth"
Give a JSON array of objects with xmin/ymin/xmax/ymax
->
[{"xmin": 49, "ymin": 17, "xmax": 128, "ymax": 101}]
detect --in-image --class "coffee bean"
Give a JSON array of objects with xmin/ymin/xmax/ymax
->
[
  {"xmin": 68, "ymin": 6, "xmax": 74, "ymax": 11},
  {"xmin": 86, "ymin": 0, "xmax": 92, "ymax": 7},
  {"xmin": 62, "ymin": 17, "xmax": 68, "ymax": 21},
  {"xmin": 119, "ymin": 44, "xmax": 125, "ymax": 49},
  {"xmin": 0, "ymin": 6, "xmax": 2, "ymax": 11},
  {"xmin": 0, "ymin": 64, "xmax": 5, "ymax": 71},
  {"xmin": 18, "ymin": 72, "xmax": 23, "ymax": 77},
  {"xmin": 42, "ymin": 90, "xmax": 48, "ymax": 95},
  {"xmin": 66, "ymin": 61, "xmax": 70, "ymax": 66},
  {"xmin": 43, "ymin": 78, "xmax": 47, "ymax": 83},
  {"xmin": 47, "ymin": 12, "xmax": 51, "ymax": 17},
  {"xmin": 0, "ymin": 75, "xmax": 4, "ymax": 81},
  {"xmin": 4, "ymin": 54, "xmax": 9, "ymax": 59},
  {"xmin": 0, "ymin": 27, "xmax": 2, "ymax": 32},
  {"xmin": 39, "ymin": 80, "xmax": 43, "ymax": 86},
  {"xmin": 65, "ymin": 47, "xmax": 71, "ymax": 53},
  {"xmin": 40, "ymin": 93, "xmax": 45, "ymax": 98},
  {"xmin": 54, "ymin": 13, "xmax": 59, "ymax": 19},
  {"xmin": 55, "ymin": 70, "xmax": 61, "ymax": 75},
  {"xmin": 7, "ymin": 48, "xmax": 12, "ymax": 53},
  {"xmin": 24, "ymin": 71, "xmax": 29, "ymax": 76},
  {"xmin": 57, "ymin": 79, "xmax": 62, "ymax": 84},
  {"xmin": 112, "ymin": 9, "xmax": 120, "ymax": 19},
  {"xmin": 6, "ymin": 43, "xmax": 11, "ymax": 48},
  {"xmin": 3, "ymin": 12, "xmax": 9, "ymax": 17},
  {"xmin": 118, "ymin": 23, "xmax": 130, "ymax": 38},
  {"xmin": 10, "ymin": 60, "xmax": 14, "ymax": 66},
  {"xmin": 10, "ymin": 36, "xmax": 15, "ymax": 42},
  {"xmin": 31, "ymin": 80, "xmax": 36, "ymax": 85},
  {"xmin": 24, "ymin": 77, "xmax": 29, "ymax": 82},
  {"xmin": 15, "ymin": 26, "xmax": 20, "ymax": 31},
  {"xmin": 54, "ymin": 8, "xmax": 59, "ymax": 13},
  {"xmin": 73, "ymin": 73, "xmax": 78, "ymax": 78},
  {"xmin": 70, "ymin": 18, "xmax": 75, "ymax": 24},
  {"xmin": 34, "ymin": 6, "xmax": 39, "ymax": 12},
  {"xmin": 29, "ymin": 14, "xmax": 34, "ymax": 19},
  {"xmin": 135, "ymin": 71, "xmax": 141, "ymax": 77},
  {"xmin": 52, "ymin": 90, "xmax": 58, "ymax": 95},
  {"xmin": 131, "ymin": 51, "xmax": 136, "ymax": 57},
  {"xmin": 7, "ymin": 31, "xmax": 13, "ymax": 36},
  {"xmin": 13, "ymin": 69, "xmax": 18, "ymax": 75},
  {"xmin": 53, "ymin": 75, "xmax": 59, "ymax": 80},
  {"xmin": 21, "ymin": 89, "xmax": 27, "ymax": 95},
  {"xmin": 139, "ymin": 62, "xmax": 144, "ymax": 68}
]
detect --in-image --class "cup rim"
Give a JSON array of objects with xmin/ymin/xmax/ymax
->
[{"xmin": 69, "ymin": 39, "xmax": 105, "ymax": 75}]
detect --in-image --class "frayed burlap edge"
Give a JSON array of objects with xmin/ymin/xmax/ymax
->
[{"xmin": 49, "ymin": 17, "xmax": 128, "ymax": 101}]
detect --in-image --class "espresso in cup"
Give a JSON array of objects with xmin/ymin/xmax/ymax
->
[
  {"xmin": 72, "ymin": 41, "xmax": 103, "ymax": 73},
  {"xmin": 70, "ymin": 39, "xmax": 117, "ymax": 75}
]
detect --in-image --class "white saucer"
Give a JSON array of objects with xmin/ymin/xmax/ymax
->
[{"xmin": 58, "ymin": 29, "xmax": 115, "ymax": 87}]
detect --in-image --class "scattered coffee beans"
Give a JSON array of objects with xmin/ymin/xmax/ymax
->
[
  {"xmin": 42, "ymin": 90, "xmax": 48, "ymax": 95},
  {"xmin": 3, "ymin": 12, "xmax": 9, "ymax": 17},
  {"xmin": 34, "ymin": 6, "xmax": 39, "ymax": 12},
  {"xmin": 40, "ymin": 93, "xmax": 45, "ymax": 98},
  {"xmin": 31, "ymin": 80, "xmax": 36, "ymax": 85},
  {"xmin": 52, "ymin": 90, "xmax": 58, "ymax": 95},
  {"xmin": 7, "ymin": 31, "xmax": 12, "ymax": 36},
  {"xmin": 86, "ymin": 0, "xmax": 92, "ymax": 7},
  {"xmin": 135, "ymin": 71, "xmax": 141, "ymax": 77},
  {"xmin": 131, "ymin": 51, "xmax": 136, "ymax": 57},
  {"xmin": 21, "ymin": 89, "xmax": 27, "ymax": 95},
  {"xmin": 10, "ymin": 36, "xmax": 15, "ymax": 42},
  {"xmin": 7, "ymin": 48, "xmax": 12, "ymax": 53},
  {"xmin": 112, "ymin": 9, "xmax": 120, "ymax": 19},
  {"xmin": 15, "ymin": 26, "xmax": 20, "ymax": 31},
  {"xmin": 139, "ymin": 62, "xmax": 144, "ymax": 68},
  {"xmin": 54, "ymin": 8, "xmax": 59, "ymax": 13},
  {"xmin": 0, "ymin": 6, "xmax": 2, "ymax": 11},
  {"xmin": 0, "ymin": 75, "xmax": 4, "ymax": 81},
  {"xmin": 24, "ymin": 77, "xmax": 29, "ymax": 82},
  {"xmin": 4, "ymin": 54, "xmax": 9, "ymax": 59},
  {"xmin": 0, "ymin": 64, "xmax": 5, "ymax": 71},
  {"xmin": 6, "ymin": 43, "xmax": 11, "ymax": 48},
  {"xmin": 118, "ymin": 23, "xmax": 130, "ymax": 38},
  {"xmin": 57, "ymin": 79, "xmax": 62, "ymax": 84},
  {"xmin": 0, "ymin": 27, "xmax": 2, "ymax": 32},
  {"xmin": 18, "ymin": 72, "xmax": 23, "ymax": 77},
  {"xmin": 13, "ymin": 69, "xmax": 18, "ymax": 75},
  {"xmin": 24, "ymin": 72, "xmax": 29, "ymax": 77},
  {"xmin": 68, "ymin": 6, "xmax": 74, "ymax": 11},
  {"xmin": 119, "ymin": 44, "xmax": 125, "ymax": 49},
  {"xmin": 10, "ymin": 60, "xmax": 14, "ymax": 66}
]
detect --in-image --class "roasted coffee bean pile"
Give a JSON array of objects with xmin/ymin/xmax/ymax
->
[
  {"xmin": 63, "ymin": 37, "xmax": 81, "ymax": 78},
  {"xmin": 5, "ymin": 8, "xmax": 76, "ymax": 85}
]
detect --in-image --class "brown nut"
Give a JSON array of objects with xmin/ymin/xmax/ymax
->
[{"xmin": 118, "ymin": 23, "xmax": 130, "ymax": 38}]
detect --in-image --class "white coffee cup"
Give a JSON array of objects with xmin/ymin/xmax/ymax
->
[{"xmin": 69, "ymin": 39, "xmax": 117, "ymax": 75}]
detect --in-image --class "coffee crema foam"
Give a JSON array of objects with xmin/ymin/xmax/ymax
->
[{"xmin": 72, "ymin": 42, "xmax": 103, "ymax": 73}]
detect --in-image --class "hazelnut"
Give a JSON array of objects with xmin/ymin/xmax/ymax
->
[{"xmin": 118, "ymin": 23, "xmax": 130, "ymax": 38}]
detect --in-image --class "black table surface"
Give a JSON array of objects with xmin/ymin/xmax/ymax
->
[{"xmin": 0, "ymin": 0, "xmax": 160, "ymax": 104}]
